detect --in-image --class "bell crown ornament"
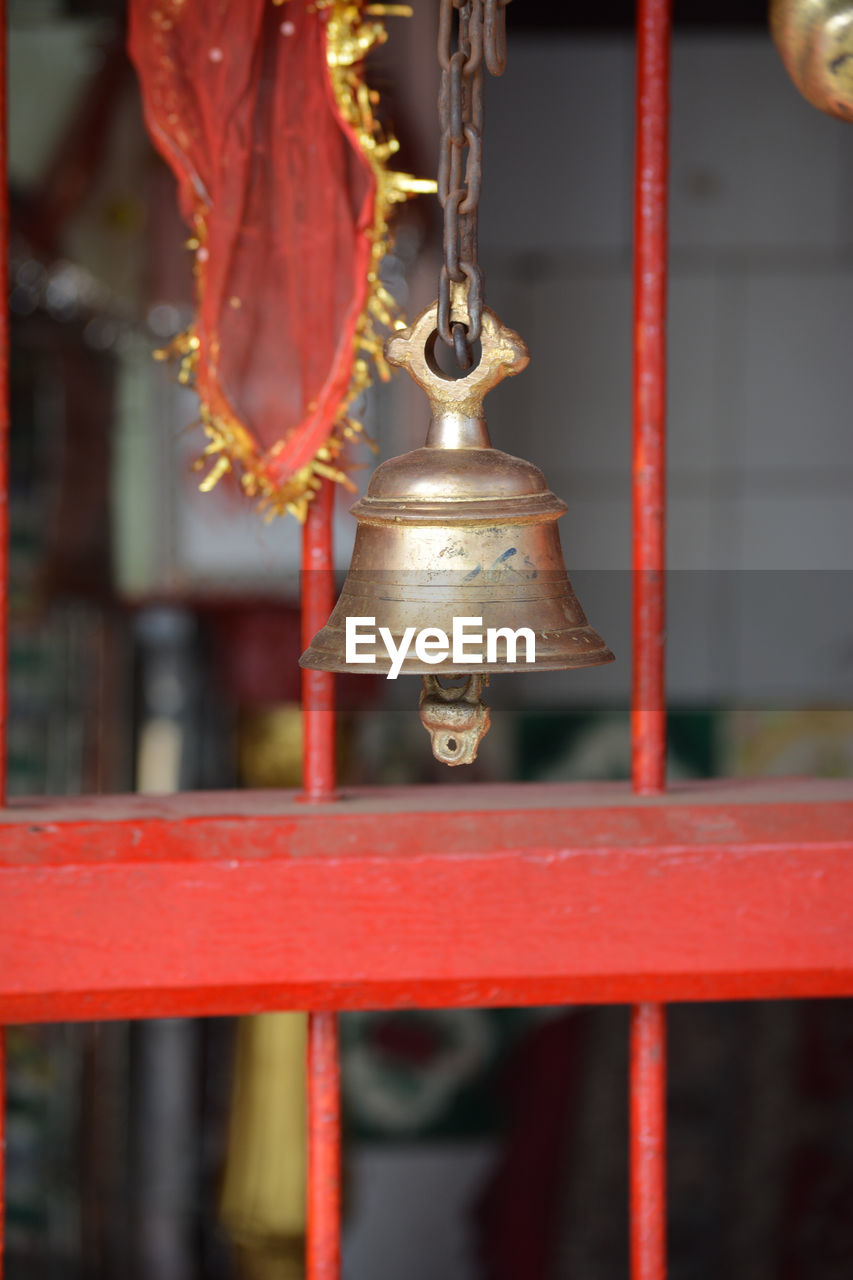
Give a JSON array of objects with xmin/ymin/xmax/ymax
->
[
  {"xmin": 347, "ymin": 305, "xmax": 566, "ymax": 537},
  {"xmin": 300, "ymin": 297, "xmax": 613, "ymax": 763}
]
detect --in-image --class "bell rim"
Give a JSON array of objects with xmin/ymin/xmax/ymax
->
[{"xmin": 299, "ymin": 640, "xmax": 615, "ymax": 676}]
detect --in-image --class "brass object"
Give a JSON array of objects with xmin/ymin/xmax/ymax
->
[
  {"xmin": 771, "ymin": 0, "xmax": 853, "ymax": 121},
  {"xmin": 300, "ymin": 297, "xmax": 613, "ymax": 765},
  {"xmin": 419, "ymin": 674, "xmax": 491, "ymax": 766}
]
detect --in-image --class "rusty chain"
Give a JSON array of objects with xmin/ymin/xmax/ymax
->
[{"xmin": 437, "ymin": 0, "xmax": 510, "ymax": 370}]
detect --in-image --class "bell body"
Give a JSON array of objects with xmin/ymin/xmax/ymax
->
[
  {"xmin": 300, "ymin": 415, "xmax": 613, "ymax": 676},
  {"xmin": 300, "ymin": 301, "xmax": 613, "ymax": 687}
]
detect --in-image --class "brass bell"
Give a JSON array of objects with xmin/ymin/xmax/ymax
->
[
  {"xmin": 771, "ymin": 0, "xmax": 853, "ymax": 121},
  {"xmin": 300, "ymin": 299, "xmax": 613, "ymax": 765}
]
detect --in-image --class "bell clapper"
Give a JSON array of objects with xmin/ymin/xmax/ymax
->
[
  {"xmin": 393, "ymin": 304, "xmax": 517, "ymax": 767},
  {"xmin": 418, "ymin": 674, "xmax": 490, "ymax": 766}
]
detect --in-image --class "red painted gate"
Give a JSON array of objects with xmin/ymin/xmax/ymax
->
[{"xmin": 2, "ymin": 2, "xmax": 853, "ymax": 1277}]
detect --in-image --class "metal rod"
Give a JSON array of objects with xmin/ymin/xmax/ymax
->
[
  {"xmin": 631, "ymin": 3, "xmax": 670, "ymax": 1276},
  {"xmin": 301, "ymin": 481, "xmax": 337, "ymax": 802},
  {"xmin": 301, "ymin": 481, "xmax": 341, "ymax": 1279},
  {"xmin": 0, "ymin": 0, "xmax": 9, "ymax": 807},
  {"xmin": 1, "ymin": 0, "xmax": 10, "ymax": 1268},
  {"xmin": 306, "ymin": 1010, "xmax": 341, "ymax": 1280},
  {"xmin": 630, "ymin": 1003, "xmax": 667, "ymax": 1280},
  {"xmin": 0, "ymin": 1028, "xmax": 4, "ymax": 1280},
  {"xmin": 632, "ymin": 0, "xmax": 670, "ymax": 797}
]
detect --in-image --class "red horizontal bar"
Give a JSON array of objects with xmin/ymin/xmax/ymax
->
[{"xmin": 2, "ymin": 778, "xmax": 853, "ymax": 1022}]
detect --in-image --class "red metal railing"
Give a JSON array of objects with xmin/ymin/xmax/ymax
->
[
  {"xmin": 631, "ymin": 1002, "xmax": 668, "ymax": 1280},
  {"xmin": 4, "ymin": 780, "xmax": 853, "ymax": 1018},
  {"xmin": 302, "ymin": 482, "xmax": 341, "ymax": 1278},
  {"xmin": 0, "ymin": 1032, "xmax": 4, "ymax": 1279},
  {"xmin": 1, "ymin": 0, "xmax": 8, "ymax": 1266},
  {"xmin": 301, "ymin": 481, "xmax": 337, "ymax": 805},
  {"xmin": 631, "ymin": 0, "xmax": 671, "ymax": 1274},
  {"xmin": 632, "ymin": 0, "xmax": 670, "ymax": 801}
]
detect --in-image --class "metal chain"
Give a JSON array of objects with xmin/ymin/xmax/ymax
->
[{"xmin": 437, "ymin": 0, "xmax": 509, "ymax": 370}]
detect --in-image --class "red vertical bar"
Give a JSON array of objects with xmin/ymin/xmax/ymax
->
[
  {"xmin": 0, "ymin": 0, "xmax": 8, "ymax": 808},
  {"xmin": 301, "ymin": 480, "xmax": 337, "ymax": 802},
  {"xmin": 1, "ymin": 0, "xmax": 9, "ymax": 1272},
  {"xmin": 306, "ymin": 1008, "xmax": 341, "ymax": 1280},
  {"xmin": 0, "ymin": 1030, "xmax": 4, "ymax": 1280},
  {"xmin": 632, "ymin": 0, "xmax": 670, "ymax": 797},
  {"xmin": 630, "ymin": 1003, "xmax": 667, "ymax": 1280},
  {"xmin": 631, "ymin": 3, "xmax": 670, "ymax": 1277},
  {"xmin": 301, "ymin": 480, "xmax": 340, "ymax": 1280}
]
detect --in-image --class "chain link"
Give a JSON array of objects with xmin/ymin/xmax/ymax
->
[{"xmin": 437, "ymin": 0, "xmax": 509, "ymax": 369}]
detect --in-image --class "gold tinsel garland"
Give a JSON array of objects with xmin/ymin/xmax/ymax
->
[{"xmin": 157, "ymin": 0, "xmax": 433, "ymax": 522}]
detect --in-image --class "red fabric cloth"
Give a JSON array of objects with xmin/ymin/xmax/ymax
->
[{"xmin": 128, "ymin": 0, "xmax": 375, "ymax": 495}]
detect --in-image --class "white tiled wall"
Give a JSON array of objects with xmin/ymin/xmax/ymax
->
[
  {"xmin": 669, "ymin": 39, "xmax": 849, "ymax": 251},
  {"xmin": 479, "ymin": 40, "xmax": 634, "ymax": 253},
  {"xmin": 740, "ymin": 271, "xmax": 853, "ymax": 477},
  {"xmin": 477, "ymin": 34, "xmax": 853, "ymax": 707}
]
